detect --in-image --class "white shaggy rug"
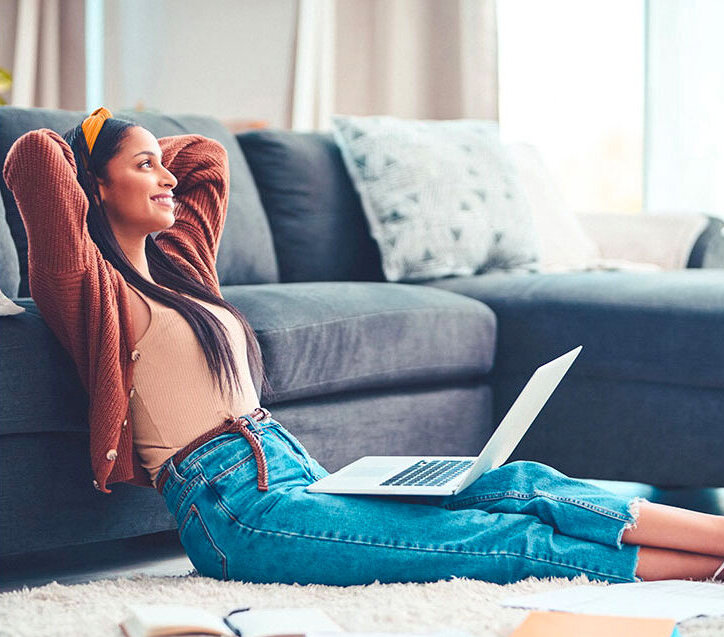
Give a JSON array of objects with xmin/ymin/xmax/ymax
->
[{"xmin": 0, "ymin": 572, "xmax": 722, "ymax": 637}]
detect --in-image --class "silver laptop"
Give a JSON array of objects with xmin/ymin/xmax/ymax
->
[{"xmin": 306, "ymin": 346, "xmax": 582, "ymax": 496}]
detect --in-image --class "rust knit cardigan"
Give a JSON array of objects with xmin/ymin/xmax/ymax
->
[{"xmin": 2, "ymin": 127, "xmax": 230, "ymax": 493}]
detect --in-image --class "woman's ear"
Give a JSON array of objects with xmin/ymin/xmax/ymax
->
[{"xmin": 95, "ymin": 177, "xmax": 107, "ymax": 206}]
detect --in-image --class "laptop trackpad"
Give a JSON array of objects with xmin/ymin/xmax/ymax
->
[
  {"xmin": 340, "ymin": 463, "xmax": 396, "ymax": 479},
  {"xmin": 336, "ymin": 457, "xmax": 415, "ymax": 480}
]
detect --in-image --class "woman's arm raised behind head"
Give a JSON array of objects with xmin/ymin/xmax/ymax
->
[
  {"xmin": 154, "ymin": 134, "xmax": 230, "ymax": 297},
  {"xmin": 2, "ymin": 128, "xmax": 97, "ymax": 275},
  {"xmin": 2, "ymin": 128, "xmax": 127, "ymax": 419}
]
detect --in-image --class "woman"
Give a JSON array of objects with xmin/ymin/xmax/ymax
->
[{"xmin": 4, "ymin": 107, "xmax": 723, "ymax": 585}]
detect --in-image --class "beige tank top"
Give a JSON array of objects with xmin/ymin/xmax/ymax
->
[{"xmin": 127, "ymin": 283, "xmax": 261, "ymax": 484}]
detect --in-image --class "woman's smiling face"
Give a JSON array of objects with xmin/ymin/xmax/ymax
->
[{"xmin": 96, "ymin": 125, "xmax": 179, "ymax": 238}]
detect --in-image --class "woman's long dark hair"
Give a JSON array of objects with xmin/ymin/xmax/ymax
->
[{"xmin": 62, "ymin": 116, "xmax": 273, "ymax": 402}]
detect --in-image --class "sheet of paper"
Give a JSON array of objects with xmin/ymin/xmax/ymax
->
[
  {"xmin": 509, "ymin": 611, "xmax": 679, "ymax": 637},
  {"xmin": 224, "ymin": 608, "xmax": 342, "ymax": 636},
  {"xmin": 308, "ymin": 632, "xmax": 473, "ymax": 637},
  {"xmin": 501, "ymin": 580, "xmax": 724, "ymax": 622}
]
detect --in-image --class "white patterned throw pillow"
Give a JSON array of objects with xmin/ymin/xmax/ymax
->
[{"xmin": 331, "ymin": 115, "xmax": 539, "ymax": 282}]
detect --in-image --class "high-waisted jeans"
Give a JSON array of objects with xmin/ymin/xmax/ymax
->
[{"xmin": 158, "ymin": 411, "xmax": 644, "ymax": 585}]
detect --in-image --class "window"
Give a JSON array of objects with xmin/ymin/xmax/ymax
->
[
  {"xmin": 497, "ymin": 0, "xmax": 645, "ymax": 214},
  {"xmin": 645, "ymin": 0, "xmax": 724, "ymax": 215}
]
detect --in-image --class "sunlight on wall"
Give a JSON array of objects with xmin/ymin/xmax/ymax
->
[
  {"xmin": 497, "ymin": 0, "xmax": 645, "ymax": 214},
  {"xmin": 101, "ymin": 0, "xmax": 296, "ymax": 127}
]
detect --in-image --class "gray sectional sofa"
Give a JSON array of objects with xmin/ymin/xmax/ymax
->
[{"xmin": 1, "ymin": 106, "xmax": 723, "ymax": 559}]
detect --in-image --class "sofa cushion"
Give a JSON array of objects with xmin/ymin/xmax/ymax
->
[
  {"xmin": 237, "ymin": 130, "xmax": 385, "ymax": 283},
  {"xmin": 423, "ymin": 269, "xmax": 724, "ymax": 389},
  {"xmin": 0, "ymin": 282, "xmax": 495, "ymax": 435},
  {"xmin": 0, "ymin": 106, "xmax": 279, "ymax": 298},
  {"xmin": 201, "ymin": 281, "xmax": 496, "ymax": 403}
]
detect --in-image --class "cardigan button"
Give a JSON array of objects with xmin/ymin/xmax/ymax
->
[
  {"xmin": 122, "ymin": 418, "xmax": 128, "ymax": 428},
  {"xmin": 129, "ymin": 386, "xmax": 136, "ymax": 398},
  {"xmin": 106, "ymin": 449, "xmax": 118, "ymax": 461},
  {"xmin": 92, "ymin": 480, "xmax": 101, "ymax": 491},
  {"xmin": 130, "ymin": 349, "xmax": 141, "ymax": 361}
]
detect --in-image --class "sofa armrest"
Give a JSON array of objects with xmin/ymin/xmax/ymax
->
[{"xmin": 576, "ymin": 212, "xmax": 724, "ymax": 270}]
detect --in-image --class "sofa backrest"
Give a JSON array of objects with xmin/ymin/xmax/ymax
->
[
  {"xmin": 0, "ymin": 106, "xmax": 279, "ymax": 298},
  {"xmin": 238, "ymin": 129, "xmax": 384, "ymax": 283}
]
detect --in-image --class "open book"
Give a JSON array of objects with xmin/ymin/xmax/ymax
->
[{"xmin": 119, "ymin": 605, "xmax": 343, "ymax": 637}]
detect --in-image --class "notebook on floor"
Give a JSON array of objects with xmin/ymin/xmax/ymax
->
[{"xmin": 306, "ymin": 346, "xmax": 582, "ymax": 496}]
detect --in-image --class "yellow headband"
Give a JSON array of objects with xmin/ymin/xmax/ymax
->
[{"xmin": 81, "ymin": 106, "xmax": 113, "ymax": 155}]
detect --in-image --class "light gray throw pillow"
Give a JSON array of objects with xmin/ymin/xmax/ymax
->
[
  {"xmin": 331, "ymin": 115, "xmax": 538, "ymax": 282},
  {"xmin": 0, "ymin": 288, "xmax": 24, "ymax": 315}
]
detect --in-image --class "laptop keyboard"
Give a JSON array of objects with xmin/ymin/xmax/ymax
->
[{"xmin": 380, "ymin": 459, "xmax": 474, "ymax": 487}]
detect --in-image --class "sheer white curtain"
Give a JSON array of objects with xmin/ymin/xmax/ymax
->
[
  {"xmin": 290, "ymin": 0, "xmax": 499, "ymax": 131},
  {"xmin": 2, "ymin": 0, "xmax": 85, "ymax": 109},
  {"xmin": 645, "ymin": 0, "xmax": 724, "ymax": 216},
  {"xmin": 291, "ymin": 0, "xmax": 336, "ymax": 131}
]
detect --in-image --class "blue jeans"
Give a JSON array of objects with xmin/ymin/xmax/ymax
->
[{"xmin": 158, "ymin": 412, "xmax": 643, "ymax": 585}]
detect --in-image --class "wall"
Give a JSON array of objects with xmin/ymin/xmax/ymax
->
[{"xmin": 103, "ymin": 0, "xmax": 298, "ymax": 128}]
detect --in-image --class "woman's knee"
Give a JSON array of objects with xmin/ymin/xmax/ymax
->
[{"xmin": 497, "ymin": 460, "xmax": 564, "ymax": 483}]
